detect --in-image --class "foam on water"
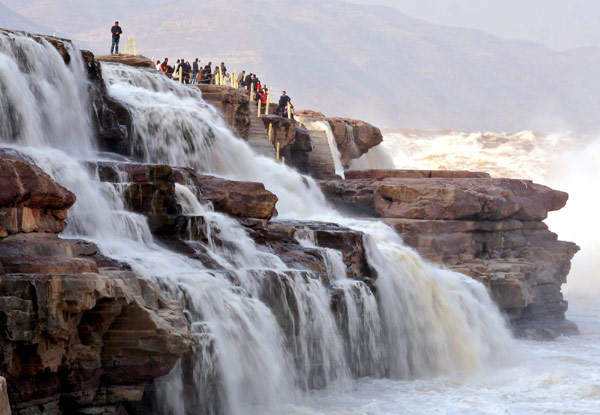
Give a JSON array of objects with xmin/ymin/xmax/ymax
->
[{"xmin": 1, "ymin": 31, "xmax": 518, "ymax": 415}]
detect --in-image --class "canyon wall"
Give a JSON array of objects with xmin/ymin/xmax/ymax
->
[{"xmin": 0, "ymin": 154, "xmax": 193, "ymax": 414}]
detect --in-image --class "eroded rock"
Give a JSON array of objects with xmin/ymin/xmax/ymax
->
[
  {"xmin": 319, "ymin": 169, "xmax": 579, "ymax": 338},
  {"xmin": 320, "ymin": 176, "xmax": 567, "ymax": 221}
]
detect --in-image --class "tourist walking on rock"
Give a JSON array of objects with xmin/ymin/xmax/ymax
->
[
  {"xmin": 110, "ymin": 21, "xmax": 122, "ymax": 54},
  {"xmin": 156, "ymin": 60, "xmax": 161, "ymax": 71},
  {"xmin": 220, "ymin": 62, "xmax": 227, "ymax": 76}
]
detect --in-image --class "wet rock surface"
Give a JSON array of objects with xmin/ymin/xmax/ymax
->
[
  {"xmin": 0, "ymin": 155, "xmax": 75, "ymax": 238},
  {"xmin": 90, "ymin": 161, "xmax": 279, "ymax": 220},
  {"xmin": 0, "ymin": 158, "xmax": 193, "ymax": 415},
  {"xmin": 95, "ymin": 55, "xmax": 155, "ymax": 69}
]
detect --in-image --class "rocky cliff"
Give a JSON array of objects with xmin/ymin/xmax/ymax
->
[
  {"xmin": 0, "ymin": 154, "xmax": 193, "ymax": 414},
  {"xmin": 320, "ymin": 169, "xmax": 579, "ymax": 338},
  {"xmin": 0, "ymin": 29, "xmax": 582, "ymax": 414}
]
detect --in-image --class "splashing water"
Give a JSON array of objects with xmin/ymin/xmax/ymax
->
[
  {"xmin": 1, "ymin": 31, "xmax": 515, "ymax": 415},
  {"xmin": 102, "ymin": 62, "xmax": 515, "ymax": 372}
]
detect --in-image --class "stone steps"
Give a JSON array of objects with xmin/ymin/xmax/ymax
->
[
  {"xmin": 247, "ymin": 104, "xmax": 277, "ymax": 159},
  {"xmin": 304, "ymin": 129, "xmax": 336, "ymax": 178}
]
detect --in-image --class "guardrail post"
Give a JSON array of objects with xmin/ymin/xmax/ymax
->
[
  {"xmin": 276, "ymin": 141, "xmax": 280, "ymax": 160},
  {"xmin": 257, "ymin": 97, "xmax": 261, "ymax": 117},
  {"xmin": 287, "ymin": 102, "xmax": 291, "ymax": 119},
  {"xmin": 132, "ymin": 35, "xmax": 137, "ymax": 56},
  {"xmin": 268, "ymin": 123, "xmax": 273, "ymax": 142},
  {"xmin": 179, "ymin": 66, "xmax": 183, "ymax": 83}
]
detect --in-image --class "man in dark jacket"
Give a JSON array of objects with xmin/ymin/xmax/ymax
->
[
  {"xmin": 192, "ymin": 58, "xmax": 199, "ymax": 84},
  {"xmin": 277, "ymin": 91, "xmax": 292, "ymax": 117},
  {"xmin": 244, "ymin": 73, "xmax": 253, "ymax": 89},
  {"xmin": 110, "ymin": 21, "xmax": 122, "ymax": 54}
]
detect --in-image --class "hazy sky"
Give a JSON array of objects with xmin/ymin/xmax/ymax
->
[{"xmin": 348, "ymin": 0, "xmax": 600, "ymax": 50}]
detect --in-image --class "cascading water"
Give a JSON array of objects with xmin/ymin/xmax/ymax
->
[
  {"xmin": 1, "ymin": 30, "xmax": 516, "ymax": 415},
  {"xmin": 102, "ymin": 61, "xmax": 515, "ymax": 374}
]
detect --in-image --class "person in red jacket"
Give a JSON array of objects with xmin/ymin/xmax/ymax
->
[{"xmin": 259, "ymin": 87, "xmax": 268, "ymax": 113}]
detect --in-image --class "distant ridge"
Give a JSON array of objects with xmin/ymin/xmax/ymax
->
[
  {"xmin": 4, "ymin": 0, "xmax": 600, "ymax": 133},
  {"xmin": 0, "ymin": 2, "xmax": 54, "ymax": 35}
]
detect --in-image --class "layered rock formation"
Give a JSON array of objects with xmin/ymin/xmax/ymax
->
[
  {"xmin": 320, "ymin": 169, "xmax": 579, "ymax": 338},
  {"xmin": 95, "ymin": 55, "xmax": 155, "ymax": 69},
  {"xmin": 0, "ymin": 155, "xmax": 193, "ymax": 414},
  {"xmin": 90, "ymin": 161, "xmax": 278, "ymax": 220}
]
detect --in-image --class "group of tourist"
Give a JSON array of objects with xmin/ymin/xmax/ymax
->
[
  {"xmin": 154, "ymin": 58, "xmax": 294, "ymax": 118},
  {"xmin": 156, "ymin": 58, "xmax": 229, "ymax": 85},
  {"xmin": 109, "ymin": 21, "xmax": 295, "ymax": 118}
]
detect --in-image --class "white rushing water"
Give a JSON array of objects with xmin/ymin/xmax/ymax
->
[{"xmin": 1, "ymin": 31, "xmax": 520, "ymax": 415}]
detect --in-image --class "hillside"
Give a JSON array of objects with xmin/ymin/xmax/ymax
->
[
  {"xmin": 4, "ymin": 0, "xmax": 600, "ymax": 132},
  {"xmin": 0, "ymin": 2, "xmax": 53, "ymax": 34}
]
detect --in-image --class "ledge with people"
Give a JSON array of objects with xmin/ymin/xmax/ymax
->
[{"xmin": 154, "ymin": 56, "xmax": 295, "ymax": 120}]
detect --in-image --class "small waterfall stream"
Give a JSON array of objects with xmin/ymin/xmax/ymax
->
[{"xmin": 0, "ymin": 31, "xmax": 515, "ymax": 415}]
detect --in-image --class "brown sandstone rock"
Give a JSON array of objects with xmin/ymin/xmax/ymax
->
[
  {"xmin": 95, "ymin": 54, "xmax": 155, "ymax": 69},
  {"xmin": 196, "ymin": 84, "xmax": 251, "ymax": 138},
  {"xmin": 90, "ymin": 161, "xmax": 279, "ymax": 220},
  {"xmin": 319, "ymin": 169, "xmax": 578, "ymax": 338},
  {"xmin": 0, "ymin": 157, "xmax": 75, "ymax": 210},
  {"xmin": 345, "ymin": 169, "xmax": 491, "ymax": 180},
  {"xmin": 0, "ymin": 156, "xmax": 75, "ymax": 238},
  {"xmin": 320, "ymin": 176, "xmax": 567, "ymax": 221},
  {"xmin": 174, "ymin": 168, "xmax": 279, "ymax": 220},
  {"xmin": 261, "ymin": 115, "xmax": 297, "ymax": 149},
  {"xmin": 0, "ymin": 233, "xmax": 192, "ymax": 414}
]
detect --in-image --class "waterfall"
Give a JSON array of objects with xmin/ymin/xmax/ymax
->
[
  {"xmin": 1, "ymin": 30, "xmax": 515, "ymax": 415},
  {"xmin": 102, "ymin": 62, "xmax": 515, "ymax": 374}
]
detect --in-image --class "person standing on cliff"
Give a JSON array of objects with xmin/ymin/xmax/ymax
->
[
  {"xmin": 110, "ymin": 21, "xmax": 122, "ymax": 54},
  {"xmin": 277, "ymin": 91, "xmax": 292, "ymax": 118}
]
